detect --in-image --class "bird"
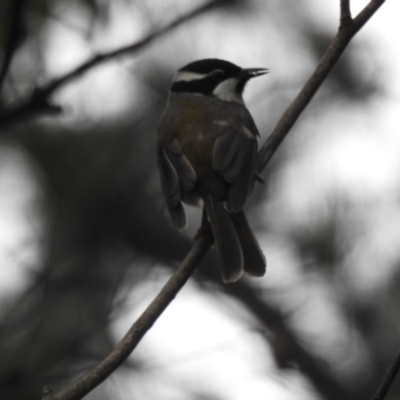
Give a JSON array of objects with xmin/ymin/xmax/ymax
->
[{"xmin": 157, "ymin": 58, "xmax": 267, "ymax": 283}]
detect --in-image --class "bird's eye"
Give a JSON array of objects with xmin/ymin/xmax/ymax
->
[{"xmin": 210, "ymin": 69, "xmax": 224, "ymax": 80}]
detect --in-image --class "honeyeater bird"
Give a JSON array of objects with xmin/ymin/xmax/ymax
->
[{"xmin": 157, "ymin": 58, "xmax": 267, "ymax": 283}]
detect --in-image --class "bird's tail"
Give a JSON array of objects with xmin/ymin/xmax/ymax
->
[
  {"xmin": 203, "ymin": 194, "xmax": 266, "ymax": 283},
  {"xmin": 231, "ymin": 211, "xmax": 266, "ymax": 277}
]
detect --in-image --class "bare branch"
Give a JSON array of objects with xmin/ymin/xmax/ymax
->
[
  {"xmin": 51, "ymin": 234, "xmax": 213, "ymax": 400},
  {"xmin": 256, "ymin": 0, "xmax": 385, "ymax": 173},
  {"xmin": 39, "ymin": 0, "xmax": 227, "ymax": 96},
  {"xmin": 372, "ymin": 346, "xmax": 400, "ymax": 400},
  {"xmin": 0, "ymin": 0, "xmax": 227, "ymax": 128},
  {"xmin": 353, "ymin": 0, "xmax": 386, "ymax": 30},
  {"xmin": 340, "ymin": 0, "xmax": 352, "ymax": 26}
]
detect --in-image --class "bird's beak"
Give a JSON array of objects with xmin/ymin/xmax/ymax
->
[{"xmin": 240, "ymin": 68, "xmax": 269, "ymax": 79}]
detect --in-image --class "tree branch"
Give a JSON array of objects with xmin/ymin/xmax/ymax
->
[
  {"xmin": 0, "ymin": 0, "xmax": 227, "ymax": 128},
  {"xmin": 340, "ymin": 0, "xmax": 352, "ymax": 26},
  {"xmin": 255, "ymin": 0, "xmax": 385, "ymax": 174},
  {"xmin": 353, "ymin": 0, "xmax": 386, "ymax": 30},
  {"xmin": 372, "ymin": 346, "xmax": 400, "ymax": 400},
  {"xmin": 46, "ymin": 234, "xmax": 214, "ymax": 400}
]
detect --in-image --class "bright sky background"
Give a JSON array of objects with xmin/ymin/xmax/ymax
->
[{"xmin": 1, "ymin": 1, "xmax": 400, "ymax": 399}]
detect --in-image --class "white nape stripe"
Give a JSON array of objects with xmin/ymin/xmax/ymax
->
[
  {"xmin": 212, "ymin": 78, "xmax": 243, "ymax": 104},
  {"xmin": 173, "ymin": 71, "xmax": 207, "ymax": 82}
]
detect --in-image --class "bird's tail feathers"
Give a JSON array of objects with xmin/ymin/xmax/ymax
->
[
  {"xmin": 203, "ymin": 194, "xmax": 244, "ymax": 283},
  {"xmin": 231, "ymin": 211, "xmax": 266, "ymax": 277}
]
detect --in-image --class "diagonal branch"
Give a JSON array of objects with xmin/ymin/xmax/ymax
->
[
  {"xmin": 353, "ymin": 0, "xmax": 386, "ymax": 29},
  {"xmin": 0, "ymin": 0, "xmax": 227, "ymax": 128},
  {"xmin": 255, "ymin": 0, "xmax": 385, "ymax": 174},
  {"xmin": 45, "ymin": 234, "xmax": 214, "ymax": 400},
  {"xmin": 36, "ymin": 0, "xmax": 228, "ymax": 97},
  {"xmin": 372, "ymin": 346, "xmax": 400, "ymax": 400}
]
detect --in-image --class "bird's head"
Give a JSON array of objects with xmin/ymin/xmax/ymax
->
[{"xmin": 171, "ymin": 59, "xmax": 268, "ymax": 104}]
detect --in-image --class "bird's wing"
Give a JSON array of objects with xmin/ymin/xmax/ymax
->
[
  {"xmin": 164, "ymin": 138, "xmax": 197, "ymax": 192},
  {"xmin": 157, "ymin": 140, "xmax": 197, "ymax": 229},
  {"xmin": 212, "ymin": 113, "xmax": 258, "ymax": 212}
]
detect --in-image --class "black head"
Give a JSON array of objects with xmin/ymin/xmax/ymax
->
[{"xmin": 171, "ymin": 59, "xmax": 268, "ymax": 103}]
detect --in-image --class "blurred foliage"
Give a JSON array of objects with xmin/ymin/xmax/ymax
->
[{"xmin": 0, "ymin": 1, "xmax": 399, "ymax": 400}]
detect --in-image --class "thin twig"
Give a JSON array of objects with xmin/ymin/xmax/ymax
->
[
  {"xmin": 49, "ymin": 234, "xmax": 214, "ymax": 400},
  {"xmin": 353, "ymin": 0, "xmax": 386, "ymax": 30},
  {"xmin": 39, "ymin": 0, "xmax": 227, "ymax": 96},
  {"xmin": 372, "ymin": 347, "xmax": 400, "ymax": 400},
  {"xmin": 0, "ymin": 0, "xmax": 227, "ymax": 128},
  {"xmin": 255, "ymin": 0, "xmax": 385, "ymax": 174}
]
